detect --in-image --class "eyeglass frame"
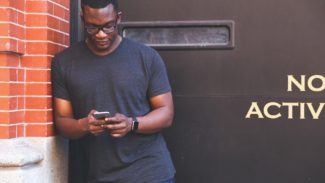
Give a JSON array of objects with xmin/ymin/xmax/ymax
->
[{"xmin": 84, "ymin": 19, "xmax": 118, "ymax": 35}]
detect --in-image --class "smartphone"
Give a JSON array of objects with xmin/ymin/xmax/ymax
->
[{"xmin": 93, "ymin": 111, "xmax": 111, "ymax": 119}]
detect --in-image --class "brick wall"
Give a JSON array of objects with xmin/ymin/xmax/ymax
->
[{"xmin": 0, "ymin": 0, "xmax": 70, "ymax": 139}]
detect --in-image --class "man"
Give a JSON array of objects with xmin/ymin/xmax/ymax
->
[{"xmin": 51, "ymin": 0, "xmax": 175, "ymax": 182}]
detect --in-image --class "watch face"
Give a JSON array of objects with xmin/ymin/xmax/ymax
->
[
  {"xmin": 132, "ymin": 117, "xmax": 139, "ymax": 131},
  {"xmin": 134, "ymin": 121, "xmax": 139, "ymax": 130}
]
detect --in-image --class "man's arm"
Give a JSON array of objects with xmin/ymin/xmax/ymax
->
[
  {"xmin": 53, "ymin": 98, "xmax": 105, "ymax": 139},
  {"xmin": 136, "ymin": 92, "xmax": 174, "ymax": 133},
  {"xmin": 104, "ymin": 92, "xmax": 174, "ymax": 137}
]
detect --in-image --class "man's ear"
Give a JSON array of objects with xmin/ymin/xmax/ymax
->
[{"xmin": 117, "ymin": 11, "xmax": 122, "ymax": 24}]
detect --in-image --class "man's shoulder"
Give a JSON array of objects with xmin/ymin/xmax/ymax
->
[
  {"xmin": 54, "ymin": 41, "xmax": 86, "ymax": 60},
  {"xmin": 123, "ymin": 38, "xmax": 157, "ymax": 55}
]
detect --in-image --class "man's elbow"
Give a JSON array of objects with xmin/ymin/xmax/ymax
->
[{"xmin": 164, "ymin": 110, "xmax": 174, "ymax": 128}]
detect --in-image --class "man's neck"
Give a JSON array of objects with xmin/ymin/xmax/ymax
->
[{"xmin": 86, "ymin": 35, "xmax": 122, "ymax": 56}]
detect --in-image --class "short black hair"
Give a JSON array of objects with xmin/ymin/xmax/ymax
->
[{"xmin": 81, "ymin": 0, "xmax": 119, "ymax": 11}]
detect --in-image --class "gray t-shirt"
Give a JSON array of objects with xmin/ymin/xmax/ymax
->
[{"xmin": 51, "ymin": 38, "xmax": 175, "ymax": 183}]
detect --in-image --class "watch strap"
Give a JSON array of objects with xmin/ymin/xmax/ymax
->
[{"xmin": 131, "ymin": 117, "xmax": 139, "ymax": 131}]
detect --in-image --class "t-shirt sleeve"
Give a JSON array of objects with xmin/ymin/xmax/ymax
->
[
  {"xmin": 51, "ymin": 56, "xmax": 71, "ymax": 101},
  {"xmin": 147, "ymin": 51, "xmax": 172, "ymax": 97}
]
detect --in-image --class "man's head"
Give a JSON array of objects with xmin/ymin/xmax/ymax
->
[
  {"xmin": 81, "ymin": 0, "xmax": 119, "ymax": 11},
  {"xmin": 81, "ymin": 0, "xmax": 121, "ymax": 55}
]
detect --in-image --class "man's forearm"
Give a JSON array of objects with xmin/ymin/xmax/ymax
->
[
  {"xmin": 136, "ymin": 106, "xmax": 174, "ymax": 134},
  {"xmin": 55, "ymin": 117, "xmax": 89, "ymax": 139}
]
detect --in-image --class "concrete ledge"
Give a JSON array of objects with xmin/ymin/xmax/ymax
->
[
  {"xmin": 0, "ymin": 137, "xmax": 68, "ymax": 183},
  {"xmin": 0, "ymin": 139, "xmax": 43, "ymax": 167}
]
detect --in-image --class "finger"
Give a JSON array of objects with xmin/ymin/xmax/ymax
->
[
  {"xmin": 103, "ymin": 123, "xmax": 126, "ymax": 130},
  {"xmin": 106, "ymin": 113, "xmax": 125, "ymax": 122},
  {"xmin": 89, "ymin": 124, "xmax": 104, "ymax": 131},
  {"xmin": 89, "ymin": 119, "xmax": 106, "ymax": 126},
  {"xmin": 88, "ymin": 109, "xmax": 97, "ymax": 117},
  {"xmin": 110, "ymin": 129, "xmax": 126, "ymax": 134},
  {"xmin": 110, "ymin": 133, "xmax": 126, "ymax": 138},
  {"xmin": 88, "ymin": 110, "xmax": 98, "ymax": 121},
  {"xmin": 90, "ymin": 128, "xmax": 105, "ymax": 133},
  {"xmin": 105, "ymin": 117, "xmax": 122, "ymax": 123},
  {"xmin": 92, "ymin": 129, "xmax": 104, "ymax": 134}
]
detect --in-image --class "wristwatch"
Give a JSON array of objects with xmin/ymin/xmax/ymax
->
[{"xmin": 132, "ymin": 117, "xmax": 139, "ymax": 132}]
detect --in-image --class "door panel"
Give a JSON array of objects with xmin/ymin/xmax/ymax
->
[
  {"xmin": 72, "ymin": 0, "xmax": 325, "ymax": 182},
  {"xmin": 120, "ymin": 0, "xmax": 325, "ymax": 182}
]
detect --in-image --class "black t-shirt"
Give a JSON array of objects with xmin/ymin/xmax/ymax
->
[{"xmin": 51, "ymin": 38, "xmax": 175, "ymax": 183}]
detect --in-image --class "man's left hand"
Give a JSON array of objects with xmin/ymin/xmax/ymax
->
[{"xmin": 103, "ymin": 113, "xmax": 132, "ymax": 138}]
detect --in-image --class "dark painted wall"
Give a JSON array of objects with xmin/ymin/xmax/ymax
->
[
  {"xmin": 120, "ymin": 0, "xmax": 325, "ymax": 183},
  {"xmin": 72, "ymin": 0, "xmax": 325, "ymax": 182}
]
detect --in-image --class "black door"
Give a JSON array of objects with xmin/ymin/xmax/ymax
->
[{"xmin": 72, "ymin": 0, "xmax": 325, "ymax": 182}]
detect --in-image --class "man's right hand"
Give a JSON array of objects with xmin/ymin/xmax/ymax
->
[{"xmin": 78, "ymin": 110, "xmax": 105, "ymax": 136}]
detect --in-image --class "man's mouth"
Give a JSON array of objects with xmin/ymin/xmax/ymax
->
[{"xmin": 96, "ymin": 40, "xmax": 109, "ymax": 45}]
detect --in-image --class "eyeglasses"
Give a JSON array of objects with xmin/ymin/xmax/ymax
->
[{"xmin": 85, "ymin": 21, "xmax": 117, "ymax": 35}]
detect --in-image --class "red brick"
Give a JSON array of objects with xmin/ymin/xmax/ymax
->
[
  {"xmin": 26, "ymin": 83, "xmax": 51, "ymax": 95},
  {"xmin": 9, "ymin": 38, "xmax": 18, "ymax": 53},
  {"xmin": 0, "ymin": 54, "xmax": 20, "ymax": 67},
  {"xmin": 17, "ymin": 68, "xmax": 25, "ymax": 81},
  {"xmin": 0, "ymin": 97, "xmax": 17, "ymax": 110},
  {"xmin": 64, "ymin": 9, "xmax": 70, "ymax": 21},
  {"xmin": 0, "ymin": 83, "xmax": 10, "ymax": 95},
  {"xmin": 17, "ymin": 11, "xmax": 24, "ymax": 25},
  {"xmin": 9, "ymin": 125, "xmax": 17, "ymax": 138},
  {"xmin": 0, "ymin": 8, "xmax": 10, "ymax": 22},
  {"xmin": 9, "ymin": 97, "xmax": 18, "ymax": 110},
  {"xmin": 0, "ymin": 98, "xmax": 10, "ymax": 110},
  {"xmin": 0, "ymin": 125, "xmax": 18, "ymax": 139},
  {"xmin": 61, "ymin": 0, "xmax": 69, "ymax": 9},
  {"xmin": 60, "ymin": 21, "xmax": 69, "ymax": 33},
  {"xmin": 53, "ymin": 31, "xmax": 64, "ymax": 44},
  {"xmin": 0, "ymin": 83, "xmax": 24, "ymax": 96},
  {"xmin": 0, "ymin": 126, "xmax": 10, "ymax": 139},
  {"xmin": 9, "ymin": 24, "xmax": 25, "ymax": 39},
  {"xmin": 26, "ymin": 14, "xmax": 48, "ymax": 27},
  {"xmin": 26, "ymin": 42, "xmax": 63, "ymax": 55},
  {"xmin": 0, "ymin": 111, "xmax": 24, "ymax": 125},
  {"xmin": 10, "ymin": 83, "xmax": 25, "ymax": 96},
  {"xmin": 26, "ymin": 110, "xmax": 52, "ymax": 123},
  {"xmin": 17, "ymin": 40, "xmax": 25, "ymax": 54},
  {"xmin": 16, "ymin": 83, "xmax": 25, "ymax": 95},
  {"xmin": 26, "ymin": 69, "xmax": 50, "ymax": 82},
  {"xmin": 0, "ymin": 68, "xmax": 16, "ymax": 81},
  {"xmin": 26, "ymin": 28, "xmax": 48, "ymax": 40},
  {"xmin": 0, "ymin": 38, "xmax": 11, "ymax": 51},
  {"xmin": 9, "ymin": 9, "xmax": 18, "ymax": 23},
  {"xmin": 21, "ymin": 56, "xmax": 52, "ymax": 68},
  {"xmin": 0, "ymin": 24, "xmax": 10, "ymax": 36},
  {"xmin": 0, "ymin": 0, "xmax": 10, "ymax": 6},
  {"xmin": 26, "ymin": 0, "xmax": 51, "ymax": 13},
  {"xmin": 53, "ymin": 4, "xmax": 65, "ymax": 20},
  {"xmin": 0, "ymin": 112, "xmax": 10, "ymax": 124},
  {"xmin": 25, "ymin": 42, "xmax": 47, "ymax": 54},
  {"xmin": 0, "ymin": 38, "xmax": 20, "ymax": 53},
  {"xmin": 10, "ymin": 0, "xmax": 26, "ymax": 12},
  {"xmin": 18, "ymin": 96, "xmax": 25, "ymax": 109},
  {"xmin": 48, "ymin": 16, "xmax": 60, "ymax": 30},
  {"xmin": 26, "ymin": 97, "xmax": 52, "ymax": 109},
  {"xmin": 17, "ymin": 124, "xmax": 25, "ymax": 137},
  {"xmin": 10, "ymin": 111, "xmax": 24, "ymax": 124},
  {"xmin": 25, "ymin": 123, "xmax": 54, "ymax": 137}
]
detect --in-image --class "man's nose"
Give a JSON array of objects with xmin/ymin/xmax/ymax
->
[{"xmin": 96, "ymin": 29, "xmax": 108, "ymax": 38}]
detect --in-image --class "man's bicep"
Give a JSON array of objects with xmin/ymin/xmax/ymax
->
[
  {"xmin": 54, "ymin": 97, "xmax": 73, "ymax": 118},
  {"xmin": 149, "ymin": 92, "xmax": 174, "ymax": 110}
]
